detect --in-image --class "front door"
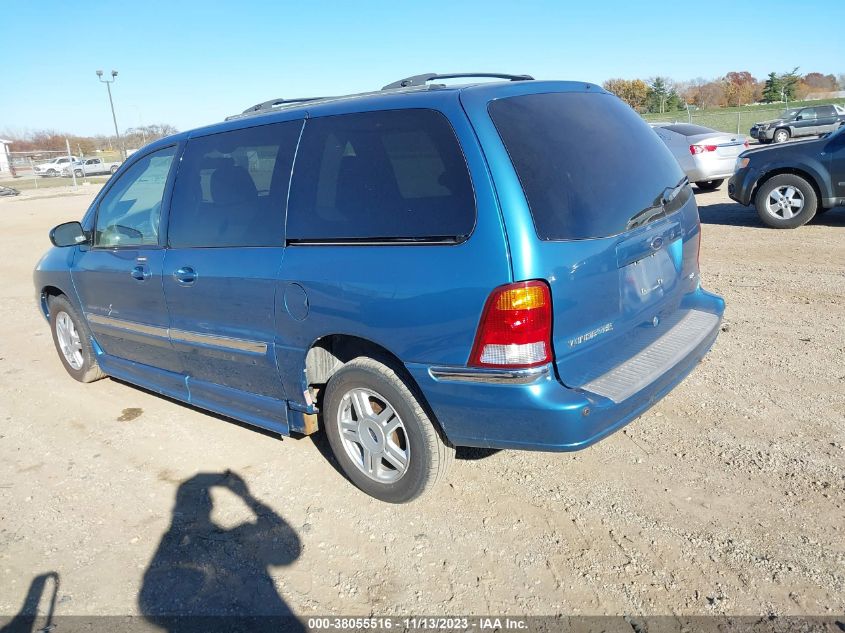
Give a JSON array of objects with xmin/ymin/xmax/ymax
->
[
  {"xmin": 161, "ymin": 120, "xmax": 303, "ymax": 423},
  {"xmin": 72, "ymin": 146, "xmax": 182, "ymax": 380}
]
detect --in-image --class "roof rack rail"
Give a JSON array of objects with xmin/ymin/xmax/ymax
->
[
  {"xmin": 225, "ymin": 96, "xmax": 326, "ymax": 121},
  {"xmin": 382, "ymin": 72, "xmax": 534, "ymax": 90}
]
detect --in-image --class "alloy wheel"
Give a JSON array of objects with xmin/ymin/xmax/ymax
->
[
  {"xmin": 55, "ymin": 311, "xmax": 84, "ymax": 370},
  {"xmin": 764, "ymin": 186, "xmax": 804, "ymax": 220},
  {"xmin": 336, "ymin": 387, "xmax": 410, "ymax": 483}
]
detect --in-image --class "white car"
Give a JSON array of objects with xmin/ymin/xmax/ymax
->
[
  {"xmin": 651, "ymin": 123, "xmax": 748, "ymax": 191},
  {"xmin": 33, "ymin": 156, "xmax": 79, "ymax": 177}
]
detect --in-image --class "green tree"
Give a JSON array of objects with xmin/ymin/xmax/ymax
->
[
  {"xmin": 645, "ymin": 77, "xmax": 683, "ymax": 113},
  {"xmin": 762, "ymin": 72, "xmax": 781, "ymax": 103},
  {"xmin": 780, "ymin": 67, "xmax": 801, "ymax": 101}
]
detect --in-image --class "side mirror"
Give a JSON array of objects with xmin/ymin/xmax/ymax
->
[
  {"xmin": 795, "ymin": 115, "xmax": 803, "ymax": 121},
  {"xmin": 50, "ymin": 221, "xmax": 88, "ymax": 247}
]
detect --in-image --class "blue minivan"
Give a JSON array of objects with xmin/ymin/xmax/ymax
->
[{"xmin": 35, "ymin": 73, "xmax": 724, "ymax": 503}]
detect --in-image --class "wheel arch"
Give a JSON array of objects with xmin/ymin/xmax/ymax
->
[
  {"xmin": 39, "ymin": 285, "xmax": 68, "ymax": 319},
  {"xmin": 302, "ymin": 333, "xmax": 447, "ymax": 439},
  {"xmin": 751, "ymin": 167, "xmax": 824, "ymax": 208},
  {"xmin": 305, "ymin": 333, "xmax": 411, "ymax": 391}
]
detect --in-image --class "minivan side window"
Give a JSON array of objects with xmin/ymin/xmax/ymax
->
[
  {"xmin": 94, "ymin": 146, "xmax": 176, "ymax": 248},
  {"xmin": 168, "ymin": 120, "xmax": 303, "ymax": 248},
  {"xmin": 287, "ymin": 109, "xmax": 475, "ymax": 242}
]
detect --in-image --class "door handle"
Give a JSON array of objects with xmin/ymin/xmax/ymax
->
[
  {"xmin": 173, "ymin": 266, "xmax": 197, "ymax": 285},
  {"xmin": 131, "ymin": 265, "xmax": 150, "ymax": 281}
]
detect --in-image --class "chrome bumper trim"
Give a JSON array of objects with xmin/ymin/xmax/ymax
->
[{"xmin": 428, "ymin": 364, "xmax": 550, "ymax": 384}]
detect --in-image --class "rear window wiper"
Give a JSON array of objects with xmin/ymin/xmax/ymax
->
[
  {"xmin": 626, "ymin": 177, "xmax": 690, "ymax": 231},
  {"xmin": 662, "ymin": 176, "xmax": 690, "ymax": 205}
]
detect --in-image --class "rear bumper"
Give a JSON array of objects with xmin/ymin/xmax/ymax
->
[
  {"xmin": 687, "ymin": 156, "xmax": 738, "ymax": 183},
  {"xmin": 407, "ymin": 290, "xmax": 724, "ymax": 452}
]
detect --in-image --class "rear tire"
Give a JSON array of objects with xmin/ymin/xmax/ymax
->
[
  {"xmin": 323, "ymin": 357, "xmax": 454, "ymax": 503},
  {"xmin": 74, "ymin": 169, "xmax": 83, "ymax": 178},
  {"xmin": 694, "ymin": 179, "xmax": 724, "ymax": 192},
  {"xmin": 773, "ymin": 128, "xmax": 790, "ymax": 144},
  {"xmin": 754, "ymin": 174, "xmax": 817, "ymax": 229},
  {"xmin": 48, "ymin": 295, "xmax": 105, "ymax": 383},
  {"xmin": 110, "ymin": 165, "xmax": 118, "ymax": 174}
]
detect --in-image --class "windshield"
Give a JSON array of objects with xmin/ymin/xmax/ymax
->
[
  {"xmin": 779, "ymin": 109, "xmax": 799, "ymax": 119},
  {"xmin": 488, "ymin": 92, "xmax": 685, "ymax": 240}
]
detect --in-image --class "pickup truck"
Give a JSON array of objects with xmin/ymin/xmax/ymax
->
[
  {"xmin": 750, "ymin": 104, "xmax": 845, "ymax": 144},
  {"xmin": 33, "ymin": 156, "xmax": 79, "ymax": 177},
  {"xmin": 62, "ymin": 157, "xmax": 122, "ymax": 177}
]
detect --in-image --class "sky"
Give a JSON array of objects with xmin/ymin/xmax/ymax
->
[{"xmin": 2, "ymin": 0, "xmax": 844, "ymax": 138}]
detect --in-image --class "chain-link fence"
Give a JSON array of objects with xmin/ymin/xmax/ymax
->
[{"xmin": 641, "ymin": 107, "xmax": 790, "ymax": 135}]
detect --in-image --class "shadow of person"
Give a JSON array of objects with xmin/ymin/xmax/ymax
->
[
  {"xmin": 139, "ymin": 471, "xmax": 303, "ymax": 633},
  {"xmin": 0, "ymin": 572, "xmax": 59, "ymax": 633}
]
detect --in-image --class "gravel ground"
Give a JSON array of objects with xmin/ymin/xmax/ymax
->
[{"xmin": 0, "ymin": 187, "xmax": 843, "ymax": 621}]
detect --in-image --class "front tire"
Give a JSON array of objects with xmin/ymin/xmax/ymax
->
[
  {"xmin": 74, "ymin": 169, "xmax": 83, "ymax": 177},
  {"xmin": 48, "ymin": 295, "xmax": 105, "ymax": 383},
  {"xmin": 754, "ymin": 174, "xmax": 817, "ymax": 229},
  {"xmin": 323, "ymin": 357, "xmax": 454, "ymax": 503},
  {"xmin": 694, "ymin": 179, "xmax": 724, "ymax": 192},
  {"xmin": 773, "ymin": 128, "xmax": 790, "ymax": 144}
]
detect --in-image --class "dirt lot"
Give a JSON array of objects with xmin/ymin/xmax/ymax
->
[{"xmin": 0, "ymin": 186, "xmax": 843, "ymax": 621}]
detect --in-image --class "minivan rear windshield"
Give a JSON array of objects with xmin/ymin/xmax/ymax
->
[{"xmin": 488, "ymin": 92, "xmax": 685, "ymax": 240}]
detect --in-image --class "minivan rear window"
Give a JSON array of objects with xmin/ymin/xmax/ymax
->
[{"xmin": 489, "ymin": 92, "xmax": 685, "ymax": 240}]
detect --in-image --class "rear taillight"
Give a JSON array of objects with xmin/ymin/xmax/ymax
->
[
  {"xmin": 743, "ymin": 140, "xmax": 750, "ymax": 148},
  {"xmin": 469, "ymin": 281, "xmax": 552, "ymax": 368},
  {"xmin": 689, "ymin": 144, "xmax": 717, "ymax": 155}
]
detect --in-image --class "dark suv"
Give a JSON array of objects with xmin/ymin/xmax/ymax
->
[
  {"xmin": 34, "ymin": 73, "xmax": 724, "ymax": 502},
  {"xmin": 750, "ymin": 104, "xmax": 845, "ymax": 144},
  {"xmin": 729, "ymin": 124, "xmax": 845, "ymax": 228}
]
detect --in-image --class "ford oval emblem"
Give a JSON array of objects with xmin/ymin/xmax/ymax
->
[{"xmin": 651, "ymin": 236, "xmax": 664, "ymax": 250}]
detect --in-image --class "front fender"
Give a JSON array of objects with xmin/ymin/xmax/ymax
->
[
  {"xmin": 33, "ymin": 246, "xmax": 81, "ymax": 319},
  {"xmin": 753, "ymin": 157, "xmax": 833, "ymax": 201}
]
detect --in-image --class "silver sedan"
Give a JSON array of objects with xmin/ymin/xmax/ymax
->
[{"xmin": 651, "ymin": 123, "xmax": 748, "ymax": 191}]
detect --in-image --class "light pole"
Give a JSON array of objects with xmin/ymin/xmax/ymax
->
[{"xmin": 96, "ymin": 70, "xmax": 126, "ymax": 160}]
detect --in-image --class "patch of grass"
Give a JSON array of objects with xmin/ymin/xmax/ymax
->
[
  {"xmin": 641, "ymin": 97, "xmax": 845, "ymax": 134},
  {"xmin": 0, "ymin": 175, "xmax": 110, "ymax": 191}
]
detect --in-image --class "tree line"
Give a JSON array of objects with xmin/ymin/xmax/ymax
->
[
  {"xmin": 603, "ymin": 70, "xmax": 844, "ymax": 113},
  {"xmin": 0, "ymin": 124, "xmax": 178, "ymax": 156}
]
